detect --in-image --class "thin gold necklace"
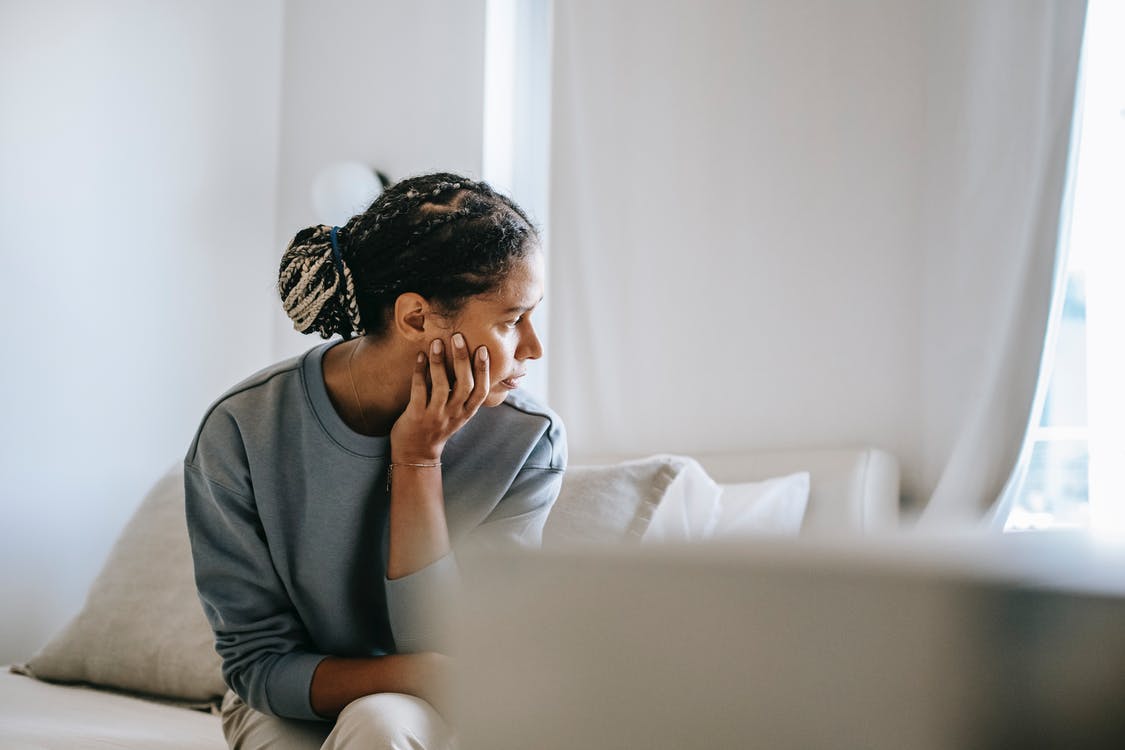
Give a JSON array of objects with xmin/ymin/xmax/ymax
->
[{"xmin": 346, "ymin": 340, "xmax": 373, "ymax": 434}]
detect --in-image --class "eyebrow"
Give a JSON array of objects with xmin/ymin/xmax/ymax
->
[{"xmin": 501, "ymin": 296, "xmax": 544, "ymax": 315}]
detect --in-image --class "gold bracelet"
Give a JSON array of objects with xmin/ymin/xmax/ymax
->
[{"xmin": 386, "ymin": 461, "xmax": 442, "ymax": 491}]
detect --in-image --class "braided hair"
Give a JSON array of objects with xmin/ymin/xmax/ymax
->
[{"xmin": 278, "ymin": 172, "xmax": 538, "ymax": 339}]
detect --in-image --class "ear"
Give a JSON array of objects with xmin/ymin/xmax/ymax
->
[{"xmin": 392, "ymin": 293, "xmax": 434, "ymax": 342}]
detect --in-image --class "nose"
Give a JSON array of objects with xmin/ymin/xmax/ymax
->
[{"xmin": 516, "ymin": 319, "xmax": 544, "ymax": 361}]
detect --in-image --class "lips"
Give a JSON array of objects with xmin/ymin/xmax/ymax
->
[{"xmin": 499, "ymin": 373, "xmax": 526, "ymax": 389}]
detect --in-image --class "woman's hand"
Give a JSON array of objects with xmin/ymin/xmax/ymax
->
[
  {"xmin": 386, "ymin": 333, "xmax": 487, "ymax": 578},
  {"xmin": 390, "ymin": 332, "xmax": 490, "ymax": 462}
]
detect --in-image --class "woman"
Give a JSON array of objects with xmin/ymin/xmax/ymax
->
[{"xmin": 184, "ymin": 173, "xmax": 566, "ymax": 750}]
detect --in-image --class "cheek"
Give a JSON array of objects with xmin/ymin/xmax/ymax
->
[
  {"xmin": 480, "ymin": 331, "xmax": 517, "ymax": 365},
  {"xmin": 464, "ymin": 331, "xmax": 514, "ymax": 379}
]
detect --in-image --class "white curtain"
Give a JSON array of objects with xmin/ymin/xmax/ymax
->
[
  {"xmin": 547, "ymin": 0, "xmax": 929, "ymax": 490},
  {"xmin": 546, "ymin": 0, "xmax": 1087, "ymax": 521},
  {"xmin": 917, "ymin": 0, "xmax": 1087, "ymax": 525}
]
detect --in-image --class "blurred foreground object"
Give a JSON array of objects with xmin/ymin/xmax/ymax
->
[{"xmin": 453, "ymin": 532, "xmax": 1125, "ymax": 750}]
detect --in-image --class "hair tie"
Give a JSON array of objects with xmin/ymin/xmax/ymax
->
[{"xmin": 329, "ymin": 226, "xmax": 344, "ymax": 277}]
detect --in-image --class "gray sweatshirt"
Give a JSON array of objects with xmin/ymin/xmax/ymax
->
[{"xmin": 184, "ymin": 341, "xmax": 566, "ymax": 721}]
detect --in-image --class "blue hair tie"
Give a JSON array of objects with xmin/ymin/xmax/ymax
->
[{"xmin": 329, "ymin": 226, "xmax": 344, "ymax": 277}]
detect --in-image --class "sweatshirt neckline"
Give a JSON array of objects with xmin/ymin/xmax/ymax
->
[{"xmin": 303, "ymin": 340, "xmax": 390, "ymax": 458}]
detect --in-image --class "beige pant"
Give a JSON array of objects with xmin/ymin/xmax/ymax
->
[{"xmin": 220, "ymin": 689, "xmax": 456, "ymax": 750}]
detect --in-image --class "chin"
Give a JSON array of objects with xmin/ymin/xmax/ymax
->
[{"xmin": 484, "ymin": 391, "xmax": 510, "ymax": 408}]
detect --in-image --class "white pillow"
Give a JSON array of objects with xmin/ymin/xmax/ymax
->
[
  {"xmin": 641, "ymin": 458, "xmax": 723, "ymax": 543},
  {"xmin": 713, "ymin": 472, "xmax": 810, "ymax": 537}
]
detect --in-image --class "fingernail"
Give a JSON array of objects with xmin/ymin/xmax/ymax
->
[
  {"xmin": 417, "ymin": 352, "xmax": 425, "ymax": 363},
  {"xmin": 431, "ymin": 339, "xmax": 442, "ymax": 354},
  {"xmin": 452, "ymin": 333, "xmax": 465, "ymax": 349},
  {"xmin": 479, "ymin": 348, "xmax": 488, "ymax": 363}
]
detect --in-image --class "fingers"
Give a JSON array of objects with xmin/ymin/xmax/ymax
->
[
  {"xmin": 449, "ymin": 332, "xmax": 474, "ymax": 406},
  {"xmin": 465, "ymin": 346, "xmax": 490, "ymax": 411},
  {"xmin": 393, "ymin": 338, "xmax": 489, "ymax": 460},
  {"xmin": 427, "ymin": 338, "xmax": 450, "ymax": 408},
  {"xmin": 423, "ymin": 334, "xmax": 488, "ymax": 417},
  {"xmin": 408, "ymin": 352, "xmax": 428, "ymax": 411}
]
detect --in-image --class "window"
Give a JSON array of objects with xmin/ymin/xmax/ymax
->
[
  {"xmin": 483, "ymin": 0, "xmax": 552, "ymax": 402},
  {"xmin": 1005, "ymin": 0, "xmax": 1125, "ymax": 539},
  {"xmin": 1005, "ymin": 274, "xmax": 1088, "ymax": 531}
]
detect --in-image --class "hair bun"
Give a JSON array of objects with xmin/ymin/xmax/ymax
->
[{"xmin": 277, "ymin": 225, "xmax": 364, "ymax": 338}]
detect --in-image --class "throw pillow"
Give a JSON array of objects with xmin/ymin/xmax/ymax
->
[
  {"xmin": 544, "ymin": 454, "xmax": 698, "ymax": 548},
  {"xmin": 18, "ymin": 462, "xmax": 226, "ymax": 707},
  {"xmin": 640, "ymin": 457, "xmax": 724, "ymax": 543},
  {"xmin": 713, "ymin": 472, "xmax": 810, "ymax": 537}
]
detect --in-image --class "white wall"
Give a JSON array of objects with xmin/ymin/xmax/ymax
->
[
  {"xmin": 0, "ymin": 0, "xmax": 492, "ymax": 666},
  {"xmin": 0, "ymin": 0, "xmax": 284, "ymax": 664},
  {"xmin": 271, "ymin": 0, "xmax": 487, "ymax": 360},
  {"xmin": 548, "ymin": 0, "xmax": 928, "ymax": 502}
]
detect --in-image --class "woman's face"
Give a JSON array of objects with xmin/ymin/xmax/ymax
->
[{"xmin": 440, "ymin": 250, "xmax": 545, "ymax": 407}]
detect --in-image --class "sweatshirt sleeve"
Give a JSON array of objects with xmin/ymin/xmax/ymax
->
[
  {"xmin": 184, "ymin": 463, "xmax": 328, "ymax": 721},
  {"xmin": 385, "ymin": 417, "xmax": 567, "ymax": 654}
]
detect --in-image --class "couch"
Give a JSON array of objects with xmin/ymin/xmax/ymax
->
[{"xmin": 1, "ymin": 447, "xmax": 900, "ymax": 749}]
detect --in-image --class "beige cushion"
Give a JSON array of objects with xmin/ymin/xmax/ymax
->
[
  {"xmin": 20, "ymin": 463, "xmax": 225, "ymax": 707},
  {"xmin": 544, "ymin": 455, "xmax": 695, "ymax": 547}
]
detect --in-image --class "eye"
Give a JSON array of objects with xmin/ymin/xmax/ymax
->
[{"xmin": 505, "ymin": 315, "xmax": 524, "ymax": 329}]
